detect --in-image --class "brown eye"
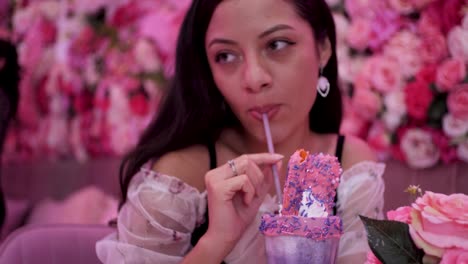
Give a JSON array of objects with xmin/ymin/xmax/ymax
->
[
  {"xmin": 268, "ymin": 40, "xmax": 294, "ymax": 51},
  {"xmin": 215, "ymin": 52, "xmax": 237, "ymax": 64}
]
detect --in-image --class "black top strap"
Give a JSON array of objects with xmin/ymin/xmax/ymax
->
[
  {"xmin": 335, "ymin": 135, "xmax": 345, "ymax": 163},
  {"xmin": 191, "ymin": 143, "xmax": 224, "ymax": 263},
  {"xmin": 207, "ymin": 141, "xmax": 217, "ymax": 170},
  {"xmin": 333, "ymin": 135, "xmax": 345, "ymax": 215}
]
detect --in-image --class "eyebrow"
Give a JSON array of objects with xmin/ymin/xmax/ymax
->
[{"xmin": 208, "ymin": 24, "xmax": 294, "ymax": 48}]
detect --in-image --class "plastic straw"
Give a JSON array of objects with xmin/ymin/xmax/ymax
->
[{"xmin": 262, "ymin": 113, "xmax": 283, "ymax": 204}]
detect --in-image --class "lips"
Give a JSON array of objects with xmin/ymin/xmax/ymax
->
[{"xmin": 248, "ymin": 104, "xmax": 281, "ymax": 121}]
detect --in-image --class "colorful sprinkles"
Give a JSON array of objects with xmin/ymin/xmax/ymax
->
[
  {"xmin": 281, "ymin": 150, "xmax": 342, "ymax": 217},
  {"xmin": 259, "ymin": 150, "xmax": 344, "ymax": 240},
  {"xmin": 259, "ymin": 214, "xmax": 343, "ymax": 240}
]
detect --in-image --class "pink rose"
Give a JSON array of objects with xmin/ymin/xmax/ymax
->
[
  {"xmin": 338, "ymin": 53, "xmax": 366, "ymax": 83},
  {"xmin": 364, "ymin": 251, "xmax": 383, "ymax": 264},
  {"xmin": 138, "ymin": 5, "xmax": 189, "ymax": 76},
  {"xmin": 447, "ymin": 84, "xmax": 468, "ymax": 120},
  {"xmin": 352, "ymin": 88, "xmax": 382, "ymax": 120},
  {"xmin": 384, "ymin": 31, "xmax": 423, "ymax": 78},
  {"xmin": 411, "ymin": 0, "xmax": 436, "ymax": 9},
  {"xmin": 366, "ymin": 122, "xmax": 392, "ymax": 159},
  {"xmin": 447, "ymin": 26, "xmax": 468, "ymax": 63},
  {"xmin": 400, "ymin": 128, "xmax": 440, "ymax": 169},
  {"xmin": 440, "ymin": 0, "xmax": 466, "ymax": 34},
  {"xmin": 404, "ymin": 80, "xmax": 434, "ymax": 121},
  {"xmin": 340, "ymin": 99, "xmax": 370, "ymax": 138},
  {"xmin": 387, "ymin": 206, "xmax": 412, "ymax": 223},
  {"xmin": 442, "ymin": 114, "xmax": 468, "ymax": 138},
  {"xmin": 105, "ymin": 48, "xmax": 140, "ymax": 77},
  {"xmin": 73, "ymin": 91, "xmax": 94, "ymax": 115},
  {"xmin": 129, "ymin": 93, "xmax": 150, "ymax": 117},
  {"xmin": 69, "ymin": 26, "xmax": 105, "ymax": 58},
  {"xmin": 441, "ymin": 249, "xmax": 468, "ymax": 264},
  {"xmin": 36, "ymin": 16, "xmax": 56, "ymax": 45},
  {"xmin": 354, "ymin": 58, "xmax": 375, "ymax": 90},
  {"xmin": 110, "ymin": 1, "xmax": 146, "ymax": 28},
  {"xmin": 346, "ymin": 18, "xmax": 372, "ymax": 51},
  {"xmin": 369, "ymin": 56, "xmax": 403, "ymax": 94},
  {"xmin": 344, "ymin": 0, "xmax": 384, "ymax": 19},
  {"xmin": 388, "ymin": 0, "xmax": 415, "ymax": 14},
  {"xmin": 415, "ymin": 64, "xmax": 437, "ymax": 84},
  {"xmin": 420, "ymin": 31, "xmax": 448, "ymax": 64},
  {"xmin": 409, "ymin": 192, "xmax": 468, "ymax": 257},
  {"xmin": 368, "ymin": 9, "xmax": 402, "ymax": 51},
  {"xmin": 436, "ymin": 59, "xmax": 466, "ymax": 92},
  {"xmin": 418, "ymin": 6, "xmax": 443, "ymax": 35},
  {"xmin": 430, "ymin": 129, "xmax": 458, "ymax": 164}
]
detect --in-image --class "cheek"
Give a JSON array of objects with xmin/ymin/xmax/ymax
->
[
  {"xmin": 212, "ymin": 73, "xmax": 245, "ymax": 112},
  {"xmin": 279, "ymin": 63, "xmax": 318, "ymax": 111}
]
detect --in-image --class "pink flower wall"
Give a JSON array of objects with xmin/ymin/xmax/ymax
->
[
  {"xmin": 3, "ymin": 0, "xmax": 468, "ymax": 169},
  {"xmin": 3, "ymin": 0, "xmax": 190, "ymax": 162},
  {"xmin": 329, "ymin": 0, "xmax": 468, "ymax": 168}
]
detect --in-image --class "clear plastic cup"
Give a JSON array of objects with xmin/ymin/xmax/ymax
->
[
  {"xmin": 264, "ymin": 234, "xmax": 340, "ymax": 264},
  {"xmin": 260, "ymin": 214, "xmax": 342, "ymax": 264}
]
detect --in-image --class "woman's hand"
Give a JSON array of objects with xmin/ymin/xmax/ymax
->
[{"xmin": 203, "ymin": 153, "xmax": 283, "ymax": 252}]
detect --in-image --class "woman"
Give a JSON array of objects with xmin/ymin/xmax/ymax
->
[{"xmin": 97, "ymin": 0, "xmax": 385, "ymax": 263}]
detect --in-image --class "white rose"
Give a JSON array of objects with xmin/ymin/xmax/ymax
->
[
  {"xmin": 133, "ymin": 39, "xmax": 161, "ymax": 72},
  {"xmin": 401, "ymin": 128, "xmax": 440, "ymax": 169},
  {"xmin": 84, "ymin": 58, "xmax": 100, "ymax": 86},
  {"xmin": 326, "ymin": 0, "xmax": 342, "ymax": 7},
  {"xmin": 457, "ymin": 140, "xmax": 468, "ymax": 162},
  {"xmin": 385, "ymin": 91, "xmax": 406, "ymax": 112},
  {"xmin": 447, "ymin": 27, "xmax": 468, "ymax": 63},
  {"xmin": 462, "ymin": 14, "xmax": 468, "ymax": 30},
  {"xmin": 382, "ymin": 111, "xmax": 404, "ymax": 131},
  {"xmin": 333, "ymin": 13, "xmax": 350, "ymax": 44},
  {"xmin": 442, "ymin": 114, "xmax": 468, "ymax": 138}
]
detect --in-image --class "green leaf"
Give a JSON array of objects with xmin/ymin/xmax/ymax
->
[{"xmin": 359, "ymin": 215, "xmax": 425, "ymax": 264}]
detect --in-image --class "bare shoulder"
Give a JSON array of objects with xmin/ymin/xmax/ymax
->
[
  {"xmin": 152, "ymin": 145, "xmax": 210, "ymax": 192},
  {"xmin": 341, "ymin": 135, "xmax": 377, "ymax": 171}
]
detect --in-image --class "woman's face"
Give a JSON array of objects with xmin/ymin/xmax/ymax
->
[{"xmin": 205, "ymin": 0, "xmax": 330, "ymax": 144}]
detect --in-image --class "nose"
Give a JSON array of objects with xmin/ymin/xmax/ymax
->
[{"xmin": 242, "ymin": 54, "xmax": 272, "ymax": 93}]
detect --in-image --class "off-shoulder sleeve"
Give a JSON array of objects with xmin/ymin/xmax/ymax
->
[
  {"xmin": 336, "ymin": 161, "xmax": 386, "ymax": 264},
  {"xmin": 96, "ymin": 168, "xmax": 207, "ymax": 264}
]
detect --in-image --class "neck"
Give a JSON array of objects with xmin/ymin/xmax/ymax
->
[
  {"xmin": 238, "ymin": 120, "xmax": 317, "ymax": 186},
  {"xmin": 244, "ymin": 127, "xmax": 313, "ymax": 158}
]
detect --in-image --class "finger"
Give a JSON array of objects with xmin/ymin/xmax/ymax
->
[
  {"xmin": 261, "ymin": 159, "xmax": 283, "ymax": 178},
  {"xmin": 223, "ymin": 174, "xmax": 255, "ymax": 205},
  {"xmin": 258, "ymin": 159, "xmax": 283, "ymax": 197},
  {"xmin": 244, "ymin": 159, "xmax": 265, "ymax": 194},
  {"xmin": 215, "ymin": 153, "xmax": 284, "ymax": 181},
  {"xmin": 245, "ymin": 153, "xmax": 284, "ymax": 167}
]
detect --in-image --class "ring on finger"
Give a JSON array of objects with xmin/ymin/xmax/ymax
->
[{"xmin": 227, "ymin": 159, "xmax": 238, "ymax": 177}]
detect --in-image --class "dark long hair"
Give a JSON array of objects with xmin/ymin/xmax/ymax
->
[
  {"xmin": 0, "ymin": 39, "xmax": 20, "ymax": 228},
  {"xmin": 119, "ymin": 0, "xmax": 342, "ymax": 206}
]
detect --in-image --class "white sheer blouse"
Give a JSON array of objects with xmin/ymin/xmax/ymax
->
[{"xmin": 96, "ymin": 161, "xmax": 385, "ymax": 264}]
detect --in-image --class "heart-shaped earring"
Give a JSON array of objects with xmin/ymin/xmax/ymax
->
[{"xmin": 317, "ymin": 71, "xmax": 330, "ymax": 98}]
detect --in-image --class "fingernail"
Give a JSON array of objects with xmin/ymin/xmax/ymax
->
[{"xmin": 273, "ymin": 154, "xmax": 284, "ymax": 159}]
